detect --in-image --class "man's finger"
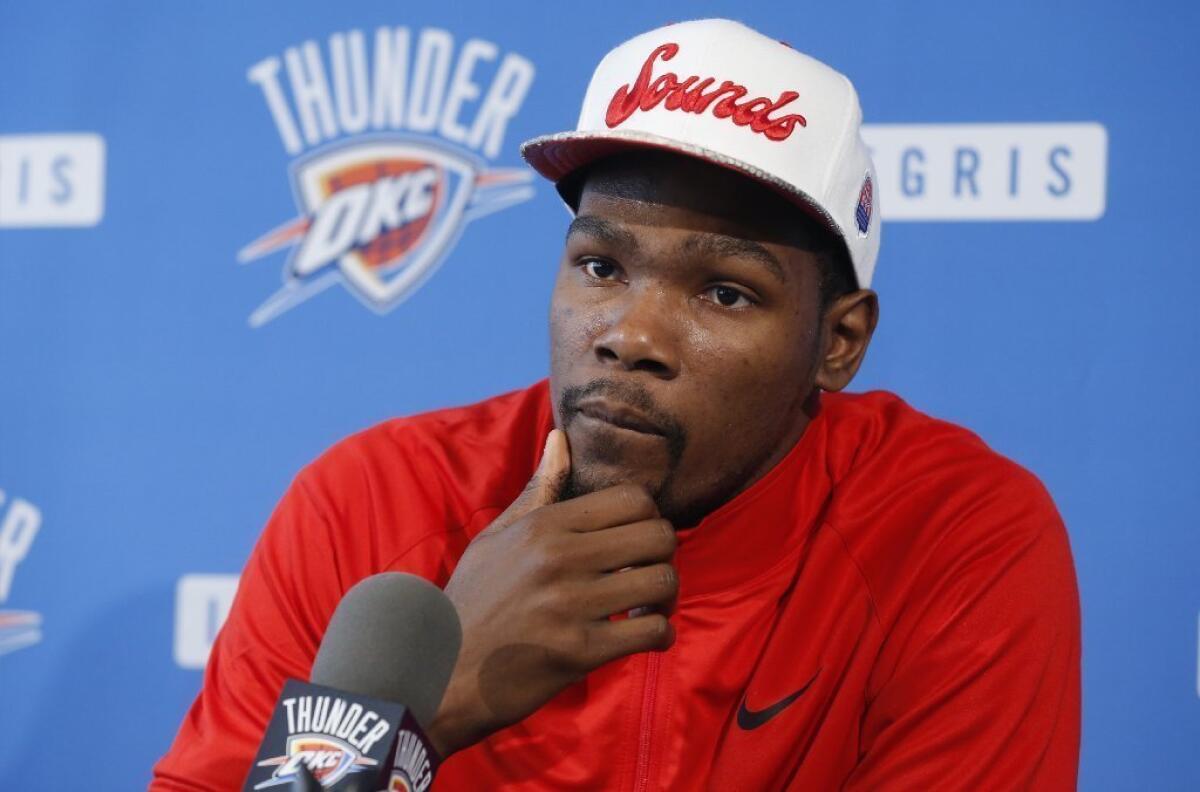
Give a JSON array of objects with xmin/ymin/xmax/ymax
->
[
  {"xmin": 574, "ymin": 519, "xmax": 676, "ymax": 571},
  {"xmin": 547, "ymin": 482, "xmax": 659, "ymax": 532},
  {"xmin": 582, "ymin": 613, "xmax": 675, "ymax": 667},
  {"xmin": 580, "ymin": 563, "xmax": 679, "ymax": 619}
]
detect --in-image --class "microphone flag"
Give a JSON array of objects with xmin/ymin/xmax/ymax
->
[{"xmin": 242, "ymin": 679, "xmax": 439, "ymax": 791}]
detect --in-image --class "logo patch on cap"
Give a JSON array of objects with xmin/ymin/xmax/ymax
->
[{"xmin": 855, "ymin": 174, "xmax": 873, "ymax": 236}]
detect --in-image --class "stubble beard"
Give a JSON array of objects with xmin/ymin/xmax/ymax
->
[{"xmin": 556, "ymin": 377, "xmax": 687, "ymax": 514}]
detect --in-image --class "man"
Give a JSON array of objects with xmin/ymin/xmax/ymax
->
[{"xmin": 153, "ymin": 19, "xmax": 1079, "ymax": 790}]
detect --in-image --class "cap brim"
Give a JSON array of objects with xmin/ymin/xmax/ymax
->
[{"xmin": 520, "ymin": 128, "xmax": 842, "ymax": 241}]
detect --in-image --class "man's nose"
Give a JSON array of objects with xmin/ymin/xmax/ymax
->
[{"xmin": 592, "ymin": 288, "xmax": 681, "ymax": 379}]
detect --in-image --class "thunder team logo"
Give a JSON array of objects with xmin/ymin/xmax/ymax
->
[
  {"xmin": 254, "ymin": 733, "xmax": 377, "ymax": 788},
  {"xmin": 253, "ymin": 692, "xmax": 395, "ymax": 789},
  {"xmin": 387, "ymin": 727, "xmax": 436, "ymax": 792},
  {"xmin": 0, "ymin": 491, "xmax": 42, "ymax": 658},
  {"xmin": 239, "ymin": 28, "xmax": 536, "ymax": 326}
]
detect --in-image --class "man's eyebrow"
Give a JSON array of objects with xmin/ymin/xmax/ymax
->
[
  {"xmin": 681, "ymin": 233, "xmax": 787, "ymax": 284},
  {"xmin": 566, "ymin": 215, "xmax": 639, "ymax": 250}
]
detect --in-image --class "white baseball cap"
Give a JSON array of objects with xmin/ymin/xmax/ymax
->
[{"xmin": 521, "ymin": 18, "xmax": 880, "ymax": 288}]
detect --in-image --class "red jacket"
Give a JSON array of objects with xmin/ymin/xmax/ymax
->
[{"xmin": 152, "ymin": 382, "xmax": 1080, "ymax": 790}]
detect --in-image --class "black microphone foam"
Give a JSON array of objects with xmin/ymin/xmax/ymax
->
[{"xmin": 310, "ymin": 572, "xmax": 462, "ymax": 729}]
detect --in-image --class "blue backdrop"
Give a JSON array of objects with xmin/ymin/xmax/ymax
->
[{"xmin": 1, "ymin": 1, "xmax": 1197, "ymax": 788}]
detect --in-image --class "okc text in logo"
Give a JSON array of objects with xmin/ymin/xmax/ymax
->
[{"xmin": 240, "ymin": 28, "xmax": 536, "ymax": 326}]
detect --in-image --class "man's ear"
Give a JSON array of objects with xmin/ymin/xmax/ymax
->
[{"xmin": 814, "ymin": 290, "xmax": 879, "ymax": 392}]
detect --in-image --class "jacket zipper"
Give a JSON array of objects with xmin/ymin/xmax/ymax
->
[{"xmin": 632, "ymin": 651, "xmax": 661, "ymax": 792}]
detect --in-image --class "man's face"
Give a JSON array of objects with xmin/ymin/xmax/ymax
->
[{"xmin": 549, "ymin": 151, "xmax": 842, "ymax": 527}]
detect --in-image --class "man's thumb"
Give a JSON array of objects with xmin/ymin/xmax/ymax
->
[
  {"xmin": 528, "ymin": 429, "xmax": 571, "ymax": 507},
  {"xmin": 489, "ymin": 429, "xmax": 572, "ymax": 533}
]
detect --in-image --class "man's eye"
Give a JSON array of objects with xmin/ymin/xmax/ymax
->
[
  {"xmin": 581, "ymin": 259, "xmax": 618, "ymax": 280},
  {"xmin": 703, "ymin": 285, "xmax": 755, "ymax": 308}
]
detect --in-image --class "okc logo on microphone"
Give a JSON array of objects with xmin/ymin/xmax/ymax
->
[
  {"xmin": 255, "ymin": 733, "xmax": 376, "ymax": 788},
  {"xmin": 239, "ymin": 27, "xmax": 536, "ymax": 326},
  {"xmin": 388, "ymin": 726, "xmax": 435, "ymax": 792}
]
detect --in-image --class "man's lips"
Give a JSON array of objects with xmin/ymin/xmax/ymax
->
[{"xmin": 575, "ymin": 398, "xmax": 667, "ymax": 436}]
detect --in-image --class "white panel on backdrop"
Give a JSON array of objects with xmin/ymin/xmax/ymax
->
[
  {"xmin": 0, "ymin": 133, "xmax": 106, "ymax": 227},
  {"xmin": 862, "ymin": 123, "xmax": 1106, "ymax": 220},
  {"xmin": 173, "ymin": 574, "xmax": 240, "ymax": 670}
]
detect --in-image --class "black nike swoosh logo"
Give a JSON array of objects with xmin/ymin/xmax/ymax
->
[{"xmin": 736, "ymin": 668, "xmax": 821, "ymax": 731}]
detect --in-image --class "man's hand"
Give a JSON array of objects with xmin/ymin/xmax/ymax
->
[{"xmin": 430, "ymin": 429, "xmax": 678, "ymax": 756}]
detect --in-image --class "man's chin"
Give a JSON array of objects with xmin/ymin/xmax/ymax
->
[
  {"xmin": 562, "ymin": 459, "xmax": 669, "ymax": 503},
  {"xmin": 558, "ymin": 405, "xmax": 685, "ymax": 508}
]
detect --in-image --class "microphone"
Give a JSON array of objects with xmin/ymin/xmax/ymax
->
[{"xmin": 242, "ymin": 573, "xmax": 462, "ymax": 791}]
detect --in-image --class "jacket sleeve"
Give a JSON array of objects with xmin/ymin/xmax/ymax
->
[
  {"xmin": 844, "ymin": 479, "xmax": 1081, "ymax": 791},
  {"xmin": 150, "ymin": 472, "xmax": 349, "ymax": 791}
]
